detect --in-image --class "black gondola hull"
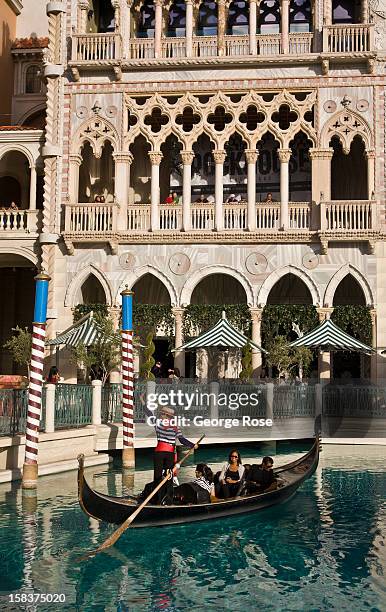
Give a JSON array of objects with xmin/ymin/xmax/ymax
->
[{"xmin": 78, "ymin": 438, "xmax": 320, "ymax": 528}]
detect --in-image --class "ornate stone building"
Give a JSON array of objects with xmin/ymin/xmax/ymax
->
[{"xmin": 2, "ymin": 0, "xmax": 386, "ymax": 380}]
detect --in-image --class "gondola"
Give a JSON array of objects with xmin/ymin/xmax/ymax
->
[{"xmin": 77, "ymin": 437, "xmax": 320, "ymax": 528}]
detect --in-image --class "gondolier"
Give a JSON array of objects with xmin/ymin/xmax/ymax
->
[{"xmin": 148, "ymin": 405, "xmax": 198, "ymax": 503}]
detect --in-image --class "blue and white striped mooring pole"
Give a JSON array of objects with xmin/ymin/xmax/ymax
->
[
  {"xmin": 121, "ymin": 286, "xmax": 135, "ymax": 468},
  {"xmin": 22, "ymin": 271, "xmax": 50, "ymax": 490}
]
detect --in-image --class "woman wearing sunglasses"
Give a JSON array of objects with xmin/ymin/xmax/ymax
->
[{"xmin": 216, "ymin": 449, "xmax": 244, "ymax": 499}]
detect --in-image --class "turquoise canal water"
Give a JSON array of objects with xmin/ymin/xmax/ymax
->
[{"xmin": 0, "ymin": 442, "xmax": 385, "ymax": 611}]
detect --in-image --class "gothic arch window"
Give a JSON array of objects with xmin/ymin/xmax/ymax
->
[
  {"xmin": 259, "ymin": 0, "xmax": 280, "ymax": 34},
  {"xmin": 330, "ymin": 135, "xmax": 367, "ymax": 200},
  {"xmin": 290, "ymin": 0, "xmax": 312, "ymax": 32},
  {"xmin": 137, "ymin": 0, "xmax": 155, "ymax": 38},
  {"xmin": 81, "ymin": 274, "xmax": 107, "ymax": 305},
  {"xmin": 227, "ymin": 1, "xmax": 249, "ymax": 35},
  {"xmin": 168, "ymin": 1, "xmax": 186, "ymax": 37},
  {"xmin": 25, "ymin": 65, "xmax": 42, "ymax": 94},
  {"xmin": 88, "ymin": 0, "xmax": 115, "ymax": 33},
  {"xmin": 197, "ymin": 1, "xmax": 218, "ymax": 36},
  {"xmin": 332, "ymin": 0, "xmax": 359, "ymax": 24}
]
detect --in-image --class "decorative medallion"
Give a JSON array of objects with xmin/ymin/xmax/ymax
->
[
  {"xmin": 323, "ymin": 100, "xmax": 337, "ymax": 113},
  {"xmin": 119, "ymin": 252, "xmax": 136, "ymax": 270},
  {"xmin": 245, "ymin": 252, "xmax": 268, "ymax": 275},
  {"xmin": 356, "ymin": 99, "xmax": 369, "ymax": 112},
  {"xmin": 169, "ymin": 253, "xmax": 191, "ymax": 275},
  {"xmin": 106, "ymin": 105, "xmax": 118, "ymax": 118},
  {"xmin": 302, "ymin": 252, "xmax": 319, "ymax": 270},
  {"xmin": 76, "ymin": 106, "xmax": 88, "ymax": 119}
]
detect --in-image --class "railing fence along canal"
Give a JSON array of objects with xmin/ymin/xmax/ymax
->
[{"xmin": 1, "ymin": 381, "xmax": 385, "ymax": 437}]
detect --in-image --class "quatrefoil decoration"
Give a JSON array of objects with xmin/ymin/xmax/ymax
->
[
  {"xmin": 239, "ymin": 105, "xmax": 266, "ymax": 131},
  {"xmin": 127, "ymin": 110, "xmax": 138, "ymax": 130},
  {"xmin": 271, "ymin": 104, "xmax": 298, "ymax": 130},
  {"xmin": 144, "ymin": 107, "xmax": 169, "ymax": 133},
  {"xmin": 207, "ymin": 106, "xmax": 233, "ymax": 132},
  {"xmin": 176, "ymin": 106, "xmax": 201, "ymax": 133}
]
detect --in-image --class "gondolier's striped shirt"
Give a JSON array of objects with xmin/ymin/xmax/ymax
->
[{"xmin": 154, "ymin": 421, "xmax": 193, "ymax": 449}]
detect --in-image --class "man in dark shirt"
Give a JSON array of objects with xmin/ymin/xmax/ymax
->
[{"xmin": 246, "ymin": 456, "xmax": 275, "ymax": 493}]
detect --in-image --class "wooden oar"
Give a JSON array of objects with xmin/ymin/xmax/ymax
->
[{"xmin": 80, "ymin": 434, "xmax": 205, "ymax": 560}]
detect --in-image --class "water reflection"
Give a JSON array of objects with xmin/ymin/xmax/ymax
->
[{"xmin": 0, "ymin": 446, "xmax": 385, "ymax": 611}]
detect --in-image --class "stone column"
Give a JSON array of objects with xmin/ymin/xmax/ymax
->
[
  {"xmin": 77, "ymin": 0, "xmax": 89, "ymax": 33},
  {"xmin": 370, "ymin": 309, "xmax": 377, "ymax": 383},
  {"xmin": 181, "ymin": 150, "xmax": 194, "ymax": 231},
  {"xmin": 154, "ymin": 0, "xmax": 163, "ymax": 58},
  {"xmin": 366, "ymin": 150, "xmax": 375, "ymax": 200},
  {"xmin": 246, "ymin": 149, "xmax": 258, "ymax": 231},
  {"xmin": 68, "ymin": 154, "xmax": 82, "ymax": 203},
  {"xmin": 309, "ymin": 148, "xmax": 333, "ymax": 230},
  {"xmin": 218, "ymin": 0, "xmax": 226, "ymax": 56},
  {"xmin": 214, "ymin": 150, "xmax": 226, "ymax": 231},
  {"xmin": 323, "ymin": 0, "xmax": 332, "ymax": 25},
  {"xmin": 29, "ymin": 165, "xmax": 37, "ymax": 210},
  {"xmin": 186, "ymin": 0, "xmax": 194, "ymax": 57},
  {"xmin": 114, "ymin": 152, "xmax": 133, "ymax": 230},
  {"xmin": 249, "ymin": 0, "xmax": 258, "ymax": 54},
  {"xmin": 281, "ymin": 0, "xmax": 290, "ymax": 55},
  {"xmin": 250, "ymin": 307, "xmax": 263, "ymax": 377},
  {"xmin": 173, "ymin": 307, "xmax": 185, "ymax": 376},
  {"xmin": 278, "ymin": 148, "xmax": 291, "ymax": 230},
  {"xmin": 149, "ymin": 151, "xmax": 163, "ymax": 231},
  {"xmin": 317, "ymin": 308, "xmax": 333, "ymax": 382},
  {"xmin": 361, "ymin": 0, "xmax": 369, "ymax": 22}
]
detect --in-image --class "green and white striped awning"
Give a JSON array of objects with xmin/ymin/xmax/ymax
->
[
  {"xmin": 174, "ymin": 312, "xmax": 265, "ymax": 352},
  {"xmin": 290, "ymin": 319, "xmax": 374, "ymax": 354},
  {"xmin": 46, "ymin": 312, "xmax": 103, "ymax": 348}
]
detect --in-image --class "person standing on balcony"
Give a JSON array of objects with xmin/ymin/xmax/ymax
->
[
  {"xmin": 165, "ymin": 192, "xmax": 174, "ymax": 204},
  {"xmin": 263, "ymin": 192, "xmax": 276, "ymax": 203}
]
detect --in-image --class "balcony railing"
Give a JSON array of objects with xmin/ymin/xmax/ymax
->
[
  {"xmin": 71, "ymin": 33, "xmax": 121, "ymax": 61},
  {"xmin": 65, "ymin": 203, "xmax": 118, "ymax": 233},
  {"xmin": 162, "ymin": 37, "xmax": 187, "ymax": 59},
  {"xmin": 0, "ymin": 209, "xmax": 40, "ymax": 234},
  {"xmin": 289, "ymin": 202, "xmax": 311, "ymax": 230},
  {"xmin": 321, "ymin": 200, "xmax": 377, "ymax": 231},
  {"xmin": 191, "ymin": 203, "xmax": 215, "ymax": 230},
  {"xmin": 192, "ymin": 36, "xmax": 218, "ymax": 57},
  {"xmin": 323, "ymin": 24, "xmax": 374, "ymax": 53},
  {"xmin": 127, "ymin": 204, "xmax": 151, "ymax": 231},
  {"xmin": 129, "ymin": 38, "xmax": 155, "ymax": 60},
  {"xmin": 224, "ymin": 35, "xmax": 250, "ymax": 56}
]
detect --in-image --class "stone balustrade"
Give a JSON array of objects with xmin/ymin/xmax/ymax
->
[
  {"xmin": 320, "ymin": 200, "xmax": 377, "ymax": 232},
  {"xmin": 71, "ymin": 33, "xmax": 122, "ymax": 61},
  {"xmin": 65, "ymin": 203, "xmax": 118, "ymax": 233},
  {"xmin": 0, "ymin": 209, "xmax": 41, "ymax": 235},
  {"xmin": 323, "ymin": 24, "xmax": 374, "ymax": 53}
]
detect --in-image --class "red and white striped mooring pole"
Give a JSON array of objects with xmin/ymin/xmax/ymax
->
[
  {"xmin": 121, "ymin": 287, "xmax": 135, "ymax": 468},
  {"xmin": 22, "ymin": 271, "xmax": 50, "ymax": 490}
]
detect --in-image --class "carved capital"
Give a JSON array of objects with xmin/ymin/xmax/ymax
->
[
  {"xmin": 277, "ymin": 148, "xmax": 291, "ymax": 163},
  {"xmin": 213, "ymin": 150, "xmax": 226, "ymax": 164},
  {"xmin": 149, "ymin": 151, "xmax": 163, "ymax": 165},
  {"xmin": 309, "ymin": 148, "xmax": 334, "ymax": 161},
  {"xmin": 317, "ymin": 307, "xmax": 332, "ymax": 321},
  {"xmin": 245, "ymin": 149, "xmax": 259, "ymax": 164},
  {"xmin": 78, "ymin": 0, "xmax": 89, "ymax": 8},
  {"xmin": 365, "ymin": 149, "xmax": 376, "ymax": 160},
  {"xmin": 249, "ymin": 307, "xmax": 262, "ymax": 323},
  {"xmin": 69, "ymin": 154, "xmax": 83, "ymax": 166},
  {"xmin": 172, "ymin": 306, "xmax": 185, "ymax": 321},
  {"xmin": 370, "ymin": 308, "xmax": 376, "ymax": 325},
  {"xmin": 154, "ymin": 0, "xmax": 163, "ymax": 6},
  {"xmin": 113, "ymin": 152, "xmax": 134, "ymax": 164},
  {"xmin": 181, "ymin": 150, "xmax": 195, "ymax": 165}
]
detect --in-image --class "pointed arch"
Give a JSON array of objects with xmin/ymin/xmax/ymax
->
[
  {"xmin": 116, "ymin": 265, "xmax": 178, "ymax": 306},
  {"xmin": 324, "ymin": 264, "xmax": 374, "ymax": 307},
  {"xmin": 257, "ymin": 265, "xmax": 321, "ymax": 306},
  {"xmin": 72, "ymin": 115, "xmax": 120, "ymax": 158},
  {"xmin": 180, "ymin": 265, "xmax": 254, "ymax": 307},
  {"xmin": 64, "ymin": 264, "xmax": 113, "ymax": 307},
  {"xmin": 320, "ymin": 109, "xmax": 373, "ymax": 153}
]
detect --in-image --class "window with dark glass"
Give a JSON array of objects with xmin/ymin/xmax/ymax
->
[
  {"xmin": 168, "ymin": 1, "xmax": 186, "ymax": 37},
  {"xmin": 25, "ymin": 66, "xmax": 41, "ymax": 94},
  {"xmin": 259, "ymin": 0, "xmax": 280, "ymax": 34},
  {"xmin": 197, "ymin": 1, "xmax": 218, "ymax": 36},
  {"xmin": 227, "ymin": 1, "xmax": 249, "ymax": 35},
  {"xmin": 290, "ymin": 0, "xmax": 312, "ymax": 32},
  {"xmin": 137, "ymin": 0, "xmax": 155, "ymax": 38},
  {"xmin": 332, "ymin": 0, "xmax": 359, "ymax": 24}
]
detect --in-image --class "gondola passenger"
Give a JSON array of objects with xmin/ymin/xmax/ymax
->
[
  {"xmin": 192, "ymin": 463, "xmax": 215, "ymax": 500},
  {"xmin": 216, "ymin": 449, "xmax": 245, "ymax": 499},
  {"xmin": 174, "ymin": 463, "xmax": 214, "ymax": 504},
  {"xmin": 245, "ymin": 456, "xmax": 275, "ymax": 494}
]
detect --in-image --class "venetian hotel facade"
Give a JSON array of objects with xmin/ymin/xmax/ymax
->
[{"xmin": 1, "ymin": 0, "xmax": 386, "ymax": 381}]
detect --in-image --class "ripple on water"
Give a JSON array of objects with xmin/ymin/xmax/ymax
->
[{"xmin": 0, "ymin": 444, "xmax": 385, "ymax": 611}]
